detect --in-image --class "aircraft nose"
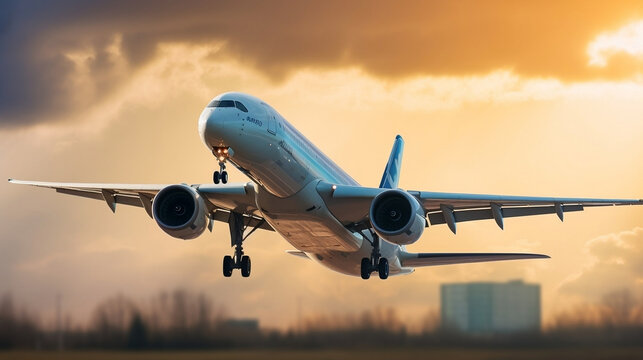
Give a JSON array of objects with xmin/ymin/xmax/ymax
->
[{"xmin": 198, "ymin": 108, "xmax": 226, "ymax": 148}]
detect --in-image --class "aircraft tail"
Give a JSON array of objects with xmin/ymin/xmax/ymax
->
[{"xmin": 379, "ymin": 135, "xmax": 404, "ymax": 189}]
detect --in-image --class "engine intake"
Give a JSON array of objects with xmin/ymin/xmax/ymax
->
[
  {"xmin": 369, "ymin": 189, "xmax": 425, "ymax": 245},
  {"xmin": 152, "ymin": 184, "xmax": 207, "ymax": 240}
]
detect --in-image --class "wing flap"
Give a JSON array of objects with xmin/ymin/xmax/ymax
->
[
  {"xmin": 426, "ymin": 204, "xmax": 585, "ymax": 226},
  {"xmin": 401, "ymin": 252, "xmax": 549, "ymax": 267},
  {"xmin": 55, "ymin": 188, "xmax": 104, "ymax": 201},
  {"xmin": 55, "ymin": 188, "xmax": 144, "ymax": 208}
]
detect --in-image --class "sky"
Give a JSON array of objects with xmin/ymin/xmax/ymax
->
[{"xmin": 1, "ymin": 0, "xmax": 642, "ymax": 330}]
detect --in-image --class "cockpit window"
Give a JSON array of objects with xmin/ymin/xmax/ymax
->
[
  {"xmin": 235, "ymin": 101, "xmax": 248, "ymax": 112},
  {"xmin": 207, "ymin": 99, "xmax": 235, "ymax": 108},
  {"xmin": 207, "ymin": 99, "xmax": 248, "ymax": 112}
]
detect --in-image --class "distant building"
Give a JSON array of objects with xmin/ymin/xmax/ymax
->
[
  {"xmin": 441, "ymin": 280, "xmax": 540, "ymax": 334},
  {"xmin": 223, "ymin": 318, "xmax": 260, "ymax": 331}
]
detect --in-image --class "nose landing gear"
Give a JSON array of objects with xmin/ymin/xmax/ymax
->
[
  {"xmin": 213, "ymin": 166, "xmax": 228, "ymax": 184},
  {"xmin": 212, "ymin": 147, "xmax": 230, "ymax": 184}
]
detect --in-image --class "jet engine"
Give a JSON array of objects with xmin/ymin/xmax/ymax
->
[
  {"xmin": 152, "ymin": 184, "xmax": 207, "ymax": 240},
  {"xmin": 369, "ymin": 189, "xmax": 425, "ymax": 245}
]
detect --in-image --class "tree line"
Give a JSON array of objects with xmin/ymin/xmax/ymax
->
[{"xmin": 1, "ymin": 288, "xmax": 642, "ymax": 349}]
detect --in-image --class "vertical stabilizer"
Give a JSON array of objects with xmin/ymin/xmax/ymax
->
[{"xmin": 379, "ymin": 135, "xmax": 404, "ymax": 189}]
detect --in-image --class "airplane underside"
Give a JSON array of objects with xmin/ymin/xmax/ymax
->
[{"xmin": 254, "ymin": 179, "xmax": 406, "ymax": 278}]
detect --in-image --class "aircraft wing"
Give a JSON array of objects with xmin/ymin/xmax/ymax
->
[
  {"xmin": 400, "ymin": 252, "xmax": 549, "ymax": 267},
  {"xmin": 8, "ymin": 179, "xmax": 273, "ymax": 231},
  {"xmin": 318, "ymin": 182, "xmax": 642, "ymax": 233},
  {"xmin": 414, "ymin": 190, "xmax": 642, "ymax": 233}
]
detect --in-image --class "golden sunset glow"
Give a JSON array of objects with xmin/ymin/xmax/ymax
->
[{"xmin": 1, "ymin": 1, "xmax": 642, "ymax": 331}]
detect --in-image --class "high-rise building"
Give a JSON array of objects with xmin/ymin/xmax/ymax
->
[{"xmin": 441, "ymin": 280, "xmax": 540, "ymax": 334}]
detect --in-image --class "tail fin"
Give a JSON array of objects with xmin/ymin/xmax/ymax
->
[{"xmin": 379, "ymin": 135, "xmax": 405, "ymax": 189}]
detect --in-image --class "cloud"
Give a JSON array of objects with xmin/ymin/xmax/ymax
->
[
  {"xmin": 2, "ymin": 0, "xmax": 643, "ymax": 128},
  {"xmin": 560, "ymin": 227, "xmax": 643, "ymax": 299},
  {"xmin": 588, "ymin": 20, "xmax": 643, "ymax": 67}
]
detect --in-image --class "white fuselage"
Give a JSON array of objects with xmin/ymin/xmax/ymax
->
[{"xmin": 198, "ymin": 92, "xmax": 409, "ymax": 276}]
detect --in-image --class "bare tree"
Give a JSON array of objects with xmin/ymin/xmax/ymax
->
[
  {"xmin": 90, "ymin": 294, "xmax": 138, "ymax": 346},
  {"xmin": 0, "ymin": 294, "xmax": 40, "ymax": 349},
  {"xmin": 600, "ymin": 289, "xmax": 637, "ymax": 326}
]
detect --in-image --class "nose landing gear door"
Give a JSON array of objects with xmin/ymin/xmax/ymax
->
[{"xmin": 261, "ymin": 103, "xmax": 277, "ymax": 135}]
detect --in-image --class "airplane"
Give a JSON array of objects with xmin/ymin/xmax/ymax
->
[{"xmin": 9, "ymin": 92, "xmax": 643, "ymax": 280}]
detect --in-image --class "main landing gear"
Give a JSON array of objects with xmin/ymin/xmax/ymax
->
[
  {"xmin": 360, "ymin": 231, "xmax": 389, "ymax": 280},
  {"xmin": 222, "ymin": 212, "xmax": 264, "ymax": 278},
  {"xmin": 212, "ymin": 147, "xmax": 229, "ymax": 184}
]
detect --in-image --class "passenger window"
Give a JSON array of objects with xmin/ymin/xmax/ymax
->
[{"xmin": 235, "ymin": 101, "xmax": 248, "ymax": 112}]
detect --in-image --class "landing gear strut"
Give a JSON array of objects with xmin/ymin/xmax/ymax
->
[
  {"xmin": 222, "ymin": 212, "xmax": 264, "ymax": 278},
  {"xmin": 212, "ymin": 147, "xmax": 229, "ymax": 184},
  {"xmin": 360, "ymin": 231, "xmax": 389, "ymax": 280}
]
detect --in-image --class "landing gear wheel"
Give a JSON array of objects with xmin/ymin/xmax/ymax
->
[
  {"xmin": 213, "ymin": 171, "xmax": 220, "ymax": 184},
  {"xmin": 378, "ymin": 258, "xmax": 389, "ymax": 280},
  {"xmin": 359, "ymin": 231, "xmax": 390, "ymax": 280},
  {"xmin": 240, "ymin": 255, "xmax": 251, "ymax": 277},
  {"xmin": 221, "ymin": 212, "xmax": 264, "ymax": 279},
  {"xmin": 223, "ymin": 255, "xmax": 233, "ymax": 277},
  {"xmin": 221, "ymin": 171, "xmax": 228, "ymax": 184},
  {"xmin": 360, "ymin": 258, "xmax": 371, "ymax": 279}
]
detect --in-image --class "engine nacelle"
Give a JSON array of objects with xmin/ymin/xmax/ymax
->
[
  {"xmin": 369, "ymin": 189, "xmax": 425, "ymax": 245},
  {"xmin": 152, "ymin": 184, "xmax": 207, "ymax": 240}
]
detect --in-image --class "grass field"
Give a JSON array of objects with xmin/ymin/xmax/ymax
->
[{"xmin": 2, "ymin": 348, "xmax": 643, "ymax": 360}]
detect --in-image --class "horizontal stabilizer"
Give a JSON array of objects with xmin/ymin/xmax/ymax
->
[{"xmin": 400, "ymin": 252, "xmax": 549, "ymax": 268}]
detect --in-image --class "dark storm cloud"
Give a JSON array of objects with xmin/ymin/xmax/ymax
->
[
  {"xmin": 0, "ymin": 1, "xmax": 11, "ymax": 34},
  {"xmin": 1, "ymin": 0, "xmax": 643, "ymax": 128}
]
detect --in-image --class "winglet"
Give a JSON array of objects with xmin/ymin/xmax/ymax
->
[{"xmin": 378, "ymin": 135, "xmax": 404, "ymax": 189}]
